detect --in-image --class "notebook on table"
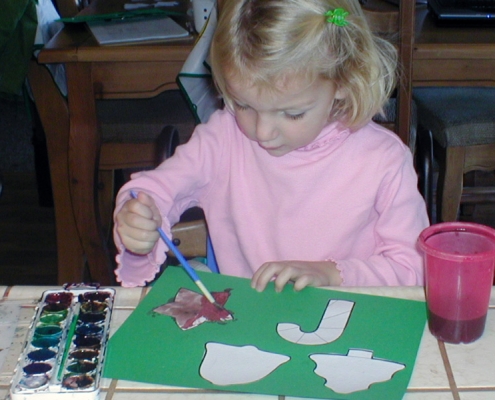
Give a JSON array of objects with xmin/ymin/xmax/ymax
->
[
  {"xmin": 428, "ymin": 0, "xmax": 495, "ymax": 25},
  {"xmin": 87, "ymin": 16, "xmax": 190, "ymax": 45}
]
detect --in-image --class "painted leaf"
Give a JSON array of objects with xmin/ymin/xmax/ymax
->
[{"xmin": 153, "ymin": 288, "xmax": 234, "ymax": 330}]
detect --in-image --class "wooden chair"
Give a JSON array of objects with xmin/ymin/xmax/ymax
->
[
  {"xmin": 94, "ymin": 93, "xmax": 195, "ymax": 238},
  {"xmin": 27, "ymin": 58, "xmax": 196, "ymax": 284},
  {"xmin": 414, "ymin": 87, "xmax": 495, "ymax": 222}
]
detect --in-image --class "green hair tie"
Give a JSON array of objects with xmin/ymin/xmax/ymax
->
[{"xmin": 325, "ymin": 8, "xmax": 349, "ymax": 27}]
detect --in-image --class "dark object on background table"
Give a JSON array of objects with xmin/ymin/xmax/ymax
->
[{"xmin": 428, "ymin": 0, "xmax": 495, "ymax": 26}]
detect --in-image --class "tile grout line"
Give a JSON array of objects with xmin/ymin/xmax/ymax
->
[
  {"xmin": 407, "ymin": 388, "xmax": 461, "ymax": 393},
  {"xmin": 2, "ymin": 286, "xmax": 12, "ymax": 299},
  {"xmin": 140, "ymin": 286, "xmax": 150, "ymax": 302},
  {"xmin": 457, "ymin": 386, "xmax": 495, "ymax": 392},
  {"xmin": 438, "ymin": 340, "xmax": 460, "ymax": 400},
  {"xmin": 104, "ymin": 379, "xmax": 118, "ymax": 400}
]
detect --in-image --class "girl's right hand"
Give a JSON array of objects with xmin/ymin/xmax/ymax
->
[{"xmin": 115, "ymin": 192, "xmax": 162, "ymax": 255}]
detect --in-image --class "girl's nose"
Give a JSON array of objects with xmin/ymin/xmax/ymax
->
[{"xmin": 255, "ymin": 114, "xmax": 278, "ymax": 142}]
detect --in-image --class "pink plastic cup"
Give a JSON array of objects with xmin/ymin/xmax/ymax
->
[{"xmin": 418, "ymin": 222, "xmax": 495, "ymax": 344}]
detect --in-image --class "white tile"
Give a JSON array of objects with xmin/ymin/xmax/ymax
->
[
  {"xmin": 328, "ymin": 286, "xmax": 426, "ymax": 301},
  {"xmin": 110, "ymin": 392, "xmax": 275, "ymax": 400},
  {"xmin": 408, "ymin": 325, "xmax": 450, "ymax": 389},
  {"xmin": 107, "ymin": 309, "xmax": 134, "ymax": 339},
  {"xmin": 459, "ymin": 391, "xmax": 495, "ymax": 400},
  {"xmin": 0, "ymin": 325, "xmax": 29, "ymax": 386},
  {"xmin": 0, "ymin": 302, "xmax": 22, "ymax": 373},
  {"xmin": 0, "ymin": 305, "xmax": 36, "ymax": 385},
  {"xmin": 446, "ymin": 308, "xmax": 495, "ymax": 389},
  {"xmin": 16, "ymin": 304, "xmax": 38, "ymax": 326},
  {"xmin": 404, "ymin": 392, "xmax": 455, "ymax": 400},
  {"xmin": 109, "ymin": 379, "xmax": 278, "ymax": 399},
  {"xmin": 112, "ymin": 378, "xmax": 196, "ymax": 391},
  {"xmin": 287, "ymin": 395, "xmax": 453, "ymax": 400},
  {"xmin": 113, "ymin": 287, "xmax": 145, "ymax": 308},
  {"xmin": 5, "ymin": 286, "xmax": 52, "ymax": 301},
  {"xmin": 110, "ymin": 380, "xmax": 274, "ymax": 400}
]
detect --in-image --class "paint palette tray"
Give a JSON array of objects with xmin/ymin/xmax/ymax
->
[{"xmin": 9, "ymin": 284, "xmax": 115, "ymax": 400}]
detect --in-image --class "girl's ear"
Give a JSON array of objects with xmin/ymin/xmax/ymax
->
[{"xmin": 334, "ymin": 86, "xmax": 347, "ymax": 100}]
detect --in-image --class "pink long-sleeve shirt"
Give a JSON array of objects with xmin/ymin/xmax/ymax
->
[{"xmin": 113, "ymin": 109, "xmax": 429, "ymax": 287}]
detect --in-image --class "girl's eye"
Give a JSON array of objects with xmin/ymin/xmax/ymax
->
[
  {"xmin": 234, "ymin": 103, "xmax": 249, "ymax": 111},
  {"xmin": 285, "ymin": 112, "xmax": 305, "ymax": 121}
]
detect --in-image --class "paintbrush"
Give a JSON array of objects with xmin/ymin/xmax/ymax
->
[
  {"xmin": 130, "ymin": 190, "xmax": 225, "ymax": 310},
  {"xmin": 57, "ymin": 303, "xmax": 80, "ymax": 381}
]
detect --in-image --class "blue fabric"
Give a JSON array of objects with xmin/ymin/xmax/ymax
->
[{"xmin": 206, "ymin": 235, "xmax": 219, "ymax": 273}]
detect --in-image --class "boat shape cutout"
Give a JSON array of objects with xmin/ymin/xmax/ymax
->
[{"xmin": 310, "ymin": 349, "xmax": 405, "ymax": 394}]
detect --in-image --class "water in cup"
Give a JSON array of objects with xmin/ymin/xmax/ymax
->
[{"xmin": 418, "ymin": 222, "xmax": 495, "ymax": 344}]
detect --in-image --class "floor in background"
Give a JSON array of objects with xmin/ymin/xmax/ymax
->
[
  {"xmin": 0, "ymin": 96, "xmax": 35, "ymax": 172},
  {"xmin": 0, "ymin": 172, "xmax": 57, "ymax": 285}
]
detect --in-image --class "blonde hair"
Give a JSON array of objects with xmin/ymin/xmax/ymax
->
[{"xmin": 210, "ymin": 0, "xmax": 397, "ymax": 130}]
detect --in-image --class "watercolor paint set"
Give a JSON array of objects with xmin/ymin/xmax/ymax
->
[{"xmin": 9, "ymin": 284, "xmax": 115, "ymax": 400}]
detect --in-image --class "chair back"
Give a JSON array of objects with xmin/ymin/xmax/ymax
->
[{"xmin": 362, "ymin": 0, "xmax": 416, "ymax": 146}]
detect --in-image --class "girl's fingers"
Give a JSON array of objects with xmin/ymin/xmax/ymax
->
[
  {"xmin": 130, "ymin": 192, "xmax": 162, "ymax": 226},
  {"xmin": 118, "ymin": 225, "xmax": 160, "ymax": 254},
  {"xmin": 125, "ymin": 210, "xmax": 159, "ymax": 232},
  {"xmin": 251, "ymin": 262, "xmax": 284, "ymax": 292},
  {"xmin": 251, "ymin": 261, "xmax": 336, "ymax": 292}
]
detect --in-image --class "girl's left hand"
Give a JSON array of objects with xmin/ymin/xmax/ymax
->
[{"xmin": 251, "ymin": 260, "xmax": 342, "ymax": 293}]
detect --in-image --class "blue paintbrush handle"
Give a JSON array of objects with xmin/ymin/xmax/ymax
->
[
  {"xmin": 129, "ymin": 190, "xmax": 215, "ymax": 303},
  {"xmin": 156, "ymin": 226, "xmax": 200, "ymax": 281}
]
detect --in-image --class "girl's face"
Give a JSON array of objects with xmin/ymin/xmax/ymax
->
[{"xmin": 226, "ymin": 74, "xmax": 345, "ymax": 157}]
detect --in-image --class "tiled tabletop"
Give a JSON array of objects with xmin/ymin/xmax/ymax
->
[{"xmin": 1, "ymin": 285, "xmax": 494, "ymax": 400}]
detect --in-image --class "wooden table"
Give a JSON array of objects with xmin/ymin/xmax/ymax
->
[
  {"xmin": 414, "ymin": 6, "xmax": 495, "ymax": 87},
  {"xmin": 1, "ymin": 285, "xmax": 494, "ymax": 399},
  {"xmin": 32, "ymin": 3, "xmax": 495, "ymax": 285}
]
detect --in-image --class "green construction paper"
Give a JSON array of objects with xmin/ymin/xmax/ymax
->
[{"xmin": 105, "ymin": 266, "xmax": 426, "ymax": 399}]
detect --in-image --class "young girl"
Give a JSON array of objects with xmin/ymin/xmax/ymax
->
[{"xmin": 113, "ymin": 0, "xmax": 429, "ymax": 291}]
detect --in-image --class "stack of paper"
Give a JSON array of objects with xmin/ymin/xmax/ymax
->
[{"xmin": 87, "ymin": 16, "xmax": 190, "ymax": 45}]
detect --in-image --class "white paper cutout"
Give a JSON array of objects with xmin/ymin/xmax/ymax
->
[
  {"xmin": 191, "ymin": 297, "xmax": 406, "ymax": 393},
  {"xmin": 310, "ymin": 349, "xmax": 405, "ymax": 394},
  {"xmin": 200, "ymin": 343, "xmax": 290, "ymax": 386},
  {"xmin": 277, "ymin": 299, "xmax": 354, "ymax": 345}
]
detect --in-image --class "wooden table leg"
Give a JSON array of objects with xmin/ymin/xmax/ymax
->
[
  {"xmin": 65, "ymin": 63, "xmax": 114, "ymax": 285},
  {"xmin": 28, "ymin": 59, "xmax": 86, "ymax": 284}
]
